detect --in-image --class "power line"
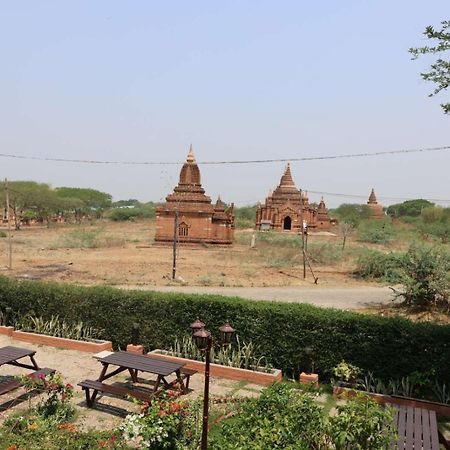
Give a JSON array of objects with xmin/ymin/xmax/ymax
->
[
  {"xmin": 307, "ymin": 190, "xmax": 450, "ymax": 203},
  {"xmin": 0, "ymin": 144, "xmax": 449, "ymax": 165}
]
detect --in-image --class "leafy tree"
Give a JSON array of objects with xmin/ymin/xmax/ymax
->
[
  {"xmin": 409, "ymin": 20, "xmax": 450, "ymax": 114},
  {"xmin": 55, "ymin": 187, "xmax": 112, "ymax": 220},
  {"xmin": 112, "ymin": 199, "xmax": 141, "ymax": 208},
  {"xmin": 331, "ymin": 204, "xmax": 371, "ymax": 227},
  {"xmin": 386, "ymin": 199, "xmax": 434, "ymax": 218},
  {"xmin": 7, "ymin": 181, "xmax": 54, "ymax": 229},
  {"xmin": 234, "ymin": 204, "xmax": 257, "ymax": 228}
]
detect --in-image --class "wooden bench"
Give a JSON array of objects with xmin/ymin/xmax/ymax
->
[
  {"xmin": 78, "ymin": 379, "xmax": 153, "ymax": 407},
  {"xmin": 0, "ymin": 368, "xmax": 55, "ymax": 396},
  {"xmin": 392, "ymin": 405, "xmax": 440, "ymax": 449}
]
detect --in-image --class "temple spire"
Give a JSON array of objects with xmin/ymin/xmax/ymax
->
[
  {"xmin": 368, "ymin": 188, "xmax": 378, "ymax": 204},
  {"xmin": 186, "ymin": 144, "xmax": 196, "ymax": 163},
  {"xmin": 279, "ymin": 163, "xmax": 295, "ymax": 188}
]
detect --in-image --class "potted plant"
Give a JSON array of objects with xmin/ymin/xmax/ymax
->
[
  {"xmin": 299, "ymin": 346, "xmax": 319, "ymax": 388},
  {"xmin": 331, "ymin": 360, "xmax": 362, "ymax": 395}
]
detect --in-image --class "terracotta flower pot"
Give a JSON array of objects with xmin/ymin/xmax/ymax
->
[{"xmin": 299, "ymin": 372, "xmax": 319, "ymax": 388}]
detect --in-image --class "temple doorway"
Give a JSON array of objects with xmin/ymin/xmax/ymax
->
[{"xmin": 283, "ymin": 216, "xmax": 292, "ymax": 230}]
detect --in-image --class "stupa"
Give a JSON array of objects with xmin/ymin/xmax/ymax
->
[
  {"xmin": 255, "ymin": 164, "xmax": 332, "ymax": 232},
  {"xmin": 155, "ymin": 146, "xmax": 234, "ymax": 244},
  {"xmin": 367, "ymin": 188, "xmax": 384, "ymax": 219}
]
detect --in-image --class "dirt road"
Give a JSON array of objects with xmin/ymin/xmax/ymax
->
[{"xmin": 123, "ymin": 285, "xmax": 395, "ymax": 309}]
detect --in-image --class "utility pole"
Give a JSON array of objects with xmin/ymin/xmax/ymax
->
[
  {"xmin": 4, "ymin": 178, "xmax": 12, "ymax": 270},
  {"xmin": 172, "ymin": 209, "xmax": 179, "ymax": 279},
  {"xmin": 299, "ymin": 189, "xmax": 306, "ymax": 279}
]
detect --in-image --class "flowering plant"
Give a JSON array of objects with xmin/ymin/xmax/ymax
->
[
  {"xmin": 19, "ymin": 372, "xmax": 74, "ymax": 421},
  {"xmin": 120, "ymin": 392, "xmax": 188, "ymax": 449}
]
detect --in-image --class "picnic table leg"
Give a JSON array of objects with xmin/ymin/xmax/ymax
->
[
  {"xmin": 128, "ymin": 368, "xmax": 138, "ymax": 382},
  {"xmin": 175, "ymin": 369, "xmax": 187, "ymax": 393},
  {"xmin": 91, "ymin": 362, "xmax": 110, "ymax": 405},
  {"xmin": 84, "ymin": 388, "xmax": 93, "ymax": 407},
  {"xmin": 29, "ymin": 355, "xmax": 40, "ymax": 371},
  {"xmin": 153, "ymin": 375, "xmax": 162, "ymax": 392},
  {"xmin": 97, "ymin": 363, "xmax": 109, "ymax": 382}
]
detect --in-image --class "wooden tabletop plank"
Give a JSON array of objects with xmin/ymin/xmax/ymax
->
[
  {"xmin": 405, "ymin": 406, "xmax": 414, "ymax": 450},
  {"xmin": 0, "ymin": 346, "xmax": 36, "ymax": 365},
  {"xmin": 397, "ymin": 405, "xmax": 407, "ymax": 449},
  {"xmin": 422, "ymin": 408, "xmax": 432, "ymax": 450},
  {"xmin": 98, "ymin": 352, "xmax": 184, "ymax": 376},
  {"xmin": 389, "ymin": 406, "xmax": 400, "ymax": 450},
  {"xmin": 414, "ymin": 407, "xmax": 425, "ymax": 449},
  {"xmin": 428, "ymin": 410, "xmax": 439, "ymax": 450}
]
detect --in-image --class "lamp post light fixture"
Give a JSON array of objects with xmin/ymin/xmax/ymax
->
[{"xmin": 190, "ymin": 319, "xmax": 235, "ymax": 450}]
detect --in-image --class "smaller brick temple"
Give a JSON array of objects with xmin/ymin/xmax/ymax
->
[
  {"xmin": 155, "ymin": 146, "xmax": 234, "ymax": 244},
  {"xmin": 367, "ymin": 188, "xmax": 384, "ymax": 219},
  {"xmin": 255, "ymin": 163, "xmax": 333, "ymax": 232}
]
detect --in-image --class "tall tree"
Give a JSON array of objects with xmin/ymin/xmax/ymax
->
[
  {"xmin": 409, "ymin": 20, "xmax": 450, "ymax": 114},
  {"xmin": 331, "ymin": 204, "xmax": 371, "ymax": 227},
  {"xmin": 7, "ymin": 181, "xmax": 53, "ymax": 229},
  {"xmin": 55, "ymin": 187, "xmax": 112, "ymax": 220}
]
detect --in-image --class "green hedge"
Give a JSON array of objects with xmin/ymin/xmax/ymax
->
[{"xmin": 0, "ymin": 276, "xmax": 449, "ymax": 383}]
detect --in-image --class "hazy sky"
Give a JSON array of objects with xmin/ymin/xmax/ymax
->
[{"xmin": 1, "ymin": 1, "xmax": 449, "ymax": 207}]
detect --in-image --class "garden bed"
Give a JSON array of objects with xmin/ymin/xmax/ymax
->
[
  {"xmin": 0, "ymin": 325, "xmax": 113, "ymax": 353},
  {"xmin": 149, "ymin": 349, "xmax": 282, "ymax": 385}
]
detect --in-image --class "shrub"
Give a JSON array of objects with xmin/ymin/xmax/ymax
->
[
  {"xmin": 0, "ymin": 231, "xmax": 6, "ymax": 238},
  {"xmin": 0, "ymin": 276, "xmax": 449, "ymax": 383},
  {"xmin": 357, "ymin": 219, "xmax": 396, "ymax": 244},
  {"xmin": 418, "ymin": 221, "xmax": 450, "ymax": 243},
  {"xmin": 108, "ymin": 205, "xmax": 156, "ymax": 221},
  {"xmin": 212, "ymin": 384, "xmax": 396, "ymax": 450},
  {"xmin": 307, "ymin": 243, "xmax": 343, "ymax": 265},
  {"xmin": 211, "ymin": 383, "xmax": 327, "ymax": 449},
  {"xmin": 329, "ymin": 396, "xmax": 396, "ymax": 450},
  {"xmin": 392, "ymin": 244, "xmax": 450, "ymax": 309},
  {"xmin": 353, "ymin": 249, "xmax": 404, "ymax": 282}
]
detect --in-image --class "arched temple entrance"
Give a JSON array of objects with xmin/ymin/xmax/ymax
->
[{"xmin": 283, "ymin": 216, "xmax": 292, "ymax": 230}]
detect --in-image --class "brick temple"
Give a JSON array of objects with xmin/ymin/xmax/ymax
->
[
  {"xmin": 255, "ymin": 163, "xmax": 333, "ymax": 232},
  {"xmin": 367, "ymin": 188, "xmax": 384, "ymax": 219},
  {"xmin": 155, "ymin": 147, "xmax": 235, "ymax": 244}
]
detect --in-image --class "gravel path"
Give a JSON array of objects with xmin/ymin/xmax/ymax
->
[{"xmin": 125, "ymin": 285, "xmax": 395, "ymax": 309}]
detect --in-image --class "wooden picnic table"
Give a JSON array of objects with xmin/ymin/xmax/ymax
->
[
  {"xmin": 0, "ymin": 345, "xmax": 54, "ymax": 397},
  {"xmin": 0, "ymin": 346, "xmax": 40, "ymax": 371},
  {"xmin": 392, "ymin": 405, "xmax": 440, "ymax": 450},
  {"xmin": 79, "ymin": 351, "xmax": 188, "ymax": 407},
  {"xmin": 98, "ymin": 351, "xmax": 187, "ymax": 391}
]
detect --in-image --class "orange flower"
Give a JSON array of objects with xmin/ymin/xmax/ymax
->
[
  {"xmin": 169, "ymin": 401, "xmax": 183, "ymax": 413},
  {"xmin": 7, "ymin": 445, "xmax": 17, "ymax": 450},
  {"xmin": 58, "ymin": 422, "xmax": 77, "ymax": 433}
]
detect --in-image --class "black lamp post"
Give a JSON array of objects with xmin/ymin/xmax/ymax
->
[{"xmin": 191, "ymin": 319, "xmax": 234, "ymax": 450}]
